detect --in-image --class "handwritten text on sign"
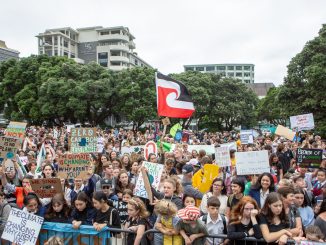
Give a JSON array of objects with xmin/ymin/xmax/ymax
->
[
  {"xmin": 215, "ymin": 146, "xmax": 231, "ymax": 167},
  {"xmin": 235, "ymin": 150, "xmax": 270, "ymax": 175},
  {"xmin": 134, "ymin": 161, "xmax": 164, "ymax": 199},
  {"xmin": 30, "ymin": 178, "xmax": 62, "ymax": 198},
  {"xmin": 5, "ymin": 122, "xmax": 27, "ymax": 139},
  {"xmin": 70, "ymin": 128, "xmax": 97, "ymax": 153},
  {"xmin": 1, "ymin": 208, "xmax": 44, "ymax": 245},
  {"xmin": 0, "ymin": 137, "xmax": 21, "ymax": 159},
  {"xmin": 57, "ymin": 153, "xmax": 90, "ymax": 179}
]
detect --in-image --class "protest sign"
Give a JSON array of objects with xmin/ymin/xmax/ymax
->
[
  {"xmin": 215, "ymin": 146, "xmax": 231, "ymax": 167},
  {"xmin": 296, "ymin": 148, "xmax": 323, "ymax": 168},
  {"xmin": 4, "ymin": 159, "xmax": 14, "ymax": 173},
  {"xmin": 19, "ymin": 156, "xmax": 29, "ymax": 165},
  {"xmin": 193, "ymin": 164, "xmax": 219, "ymax": 194},
  {"xmin": 5, "ymin": 121, "xmax": 27, "ymax": 139},
  {"xmin": 29, "ymin": 178, "xmax": 62, "ymax": 198},
  {"xmin": 121, "ymin": 145, "xmax": 144, "ymax": 155},
  {"xmin": 170, "ymin": 144, "xmax": 216, "ymax": 155},
  {"xmin": 1, "ymin": 208, "xmax": 44, "ymax": 245},
  {"xmin": 57, "ymin": 153, "xmax": 90, "ymax": 179},
  {"xmin": 235, "ymin": 150, "xmax": 270, "ymax": 175},
  {"xmin": 240, "ymin": 130, "xmax": 254, "ymax": 144},
  {"xmin": 70, "ymin": 128, "xmax": 97, "ymax": 153},
  {"xmin": 141, "ymin": 167, "xmax": 153, "ymax": 203},
  {"xmin": 275, "ymin": 125, "xmax": 296, "ymax": 141},
  {"xmin": 144, "ymin": 141, "xmax": 157, "ymax": 160},
  {"xmin": 134, "ymin": 161, "xmax": 164, "ymax": 199},
  {"xmin": 0, "ymin": 136, "xmax": 21, "ymax": 160},
  {"xmin": 290, "ymin": 113, "xmax": 314, "ymax": 131},
  {"xmin": 220, "ymin": 141, "xmax": 237, "ymax": 151}
]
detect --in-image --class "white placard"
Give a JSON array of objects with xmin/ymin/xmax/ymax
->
[
  {"xmin": 170, "ymin": 144, "xmax": 215, "ymax": 155},
  {"xmin": 235, "ymin": 150, "xmax": 270, "ymax": 175},
  {"xmin": 2, "ymin": 208, "xmax": 44, "ymax": 245},
  {"xmin": 19, "ymin": 156, "xmax": 29, "ymax": 166},
  {"xmin": 121, "ymin": 145, "xmax": 144, "ymax": 155},
  {"xmin": 290, "ymin": 113, "xmax": 314, "ymax": 131},
  {"xmin": 240, "ymin": 130, "xmax": 254, "ymax": 144},
  {"xmin": 134, "ymin": 161, "xmax": 164, "ymax": 199},
  {"xmin": 215, "ymin": 146, "xmax": 231, "ymax": 167},
  {"xmin": 220, "ymin": 142, "xmax": 237, "ymax": 151}
]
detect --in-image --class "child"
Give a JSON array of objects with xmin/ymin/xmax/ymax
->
[
  {"xmin": 183, "ymin": 194, "xmax": 196, "ymax": 207},
  {"xmin": 71, "ymin": 192, "xmax": 96, "ymax": 229},
  {"xmin": 312, "ymin": 168, "xmax": 326, "ymax": 201},
  {"xmin": 124, "ymin": 197, "xmax": 150, "ymax": 245},
  {"xmin": 155, "ymin": 200, "xmax": 182, "ymax": 245},
  {"xmin": 114, "ymin": 189, "xmax": 132, "ymax": 224},
  {"xmin": 176, "ymin": 205, "xmax": 208, "ymax": 245},
  {"xmin": 200, "ymin": 196, "xmax": 228, "ymax": 245},
  {"xmin": 92, "ymin": 191, "xmax": 121, "ymax": 231},
  {"xmin": 45, "ymin": 193, "xmax": 71, "ymax": 223},
  {"xmin": 305, "ymin": 225, "xmax": 325, "ymax": 242}
]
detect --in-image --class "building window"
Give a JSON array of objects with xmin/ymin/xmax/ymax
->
[
  {"xmin": 244, "ymin": 72, "xmax": 250, "ymax": 77},
  {"xmin": 135, "ymin": 59, "xmax": 138, "ymax": 65},
  {"xmin": 227, "ymin": 72, "xmax": 234, "ymax": 77},
  {"xmin": 205, "ymin": 66, "xmax": 215, "ymax": 71},
  {"xmin": 111, "ymin": 30, "xmax": 120, "ymax": 35},
  {"xmin": 63, "ymin": 51, "xmax": 68, "ymax": 57},
  {"xmin": 196, "ymin": 67, "xmax": 204, "ymax": 71},
  {"xmin": 217, "ymin": 66, "xmax": 226, "ymax": 71},
  {"xmin": 236, "ymin": 72, "xmax": 242, "ymax": 77},
  {"xmin": 98, "ymin": 52, "xmax": 108, "ymax": 67},
  {"xmin": 236, "ymin": 66, "xmax": 242, "ymax": 70},
  {"xmin": 185, "ymin": 67, "xmax": 194, "ymax": 71},
  {"xmin": 227, "ymin": 66, "xmax": 234, "ymax": 70},
  {"xmin": 100, "ymin": 31, "xmax": 110, "ymax": 35},
  {"xmin": 245, "ymin": 79, "xmax": 251, "ymax": 83},
  {"xmin": 219, "ymin": 72, "xmax": 226, "ymax": 77},
  {"xmin": 244, "ymin": 66, "xmax": 251, "ymax": 70},
  {"xmin": 64, "ymin": 40, "xmax": 68, "ymax": 48}
]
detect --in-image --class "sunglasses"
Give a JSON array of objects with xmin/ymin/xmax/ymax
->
[{"xmin": 102, "ymin": 185, "xmax": 112, "ymax": 189}]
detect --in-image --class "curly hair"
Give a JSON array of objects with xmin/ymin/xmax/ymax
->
[
  {"xmin": 230, "ymin": 196, "xmax": 259, "ymax": 225},
  {"xmin": 166, "ymin": 176, "xmax": 183, "ymax": 195},
  {"xmin": 154, "ymin": 199, "xmax": 178, "ymax": 217},
  {"xmin": 128, "ymin": 197, "xmax": 149, "ymax": 218}
]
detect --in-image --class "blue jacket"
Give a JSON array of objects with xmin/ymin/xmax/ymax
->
[
  {"xmin": 70, "ymin": 175, "xmax": 96, "ymax": 204},
  {"xmin": 71, "ymin": 206, "xmax": 96, "ymax": 225},
  {"xmin": 248, "ymin": 188, "xmax": 261, "ymax": 208}
]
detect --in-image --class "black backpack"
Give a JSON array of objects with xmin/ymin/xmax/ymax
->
[{"xmin": 202, "ymin": 214, "xmax": 227, "ymax": 234}]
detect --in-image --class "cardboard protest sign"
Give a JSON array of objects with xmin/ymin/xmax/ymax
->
[
  {"xmin": 121, "ymin": 145, "xmax": 144, "ymax": 155},
  {"xmin": 70, "ymin": 128, "xmax": 97, "ymax": 153},
  {"xmin": 57, "ymin": 153, "xmax": 90, "ymax": 179},
  {"xmin": 29, "ymin": 178, "xmax": 62, "ymax": 198},
  {"xmin": 235, "ymin": 150, "xmax": 270, "ymax": 175},
  {"xmin": 170, "ymin": 144, "xmax": 216, "ymax": 155},
  {"xmin": 0, "ymin": 137, "xmax": 21, "ymax": 161},
  {"xmin": 290, "ymin": 113, "xmax": 314, "ymax": 131},
  {"xmin": 3, "ymin": 159, "xmax": 15, "ymax": 173},
  {"xmin": 240, "ymin": 130, "xmax": 254, "ymax": 144},
  {"xmin": 144, "ymin": 141, "xmax": 157, "ymax": 160},
  {"xmin": 275, "ymin": 125, "xmax": 296, "ymax": 141},
  {"xmin": 141, "ymin": 167, "xmax": 153, "ymax": 203},
  {"xmin": 134, "ymin": 161, "xmax": 164, "ymax": 199},
  {"xmin": 220, "ymin": 142, "xmax": 237, "ymax": 151},
  {"xmin": 2, "ymin": 208, "xmax": 44, "ymax": 245},
  {"xmin": 5, "ymin": 121, "xmax": 27, "ymax": 139},
  {"xmin": 193, "ymin": 164, "xmax": 219, "ymax": 194},
  {"xmin": 215, "ymin": 146, "xmax": 231, "ymax": 167},
  {"xmin": 296, "ymin": 148, "xmax": 323, "ymax": 168}
]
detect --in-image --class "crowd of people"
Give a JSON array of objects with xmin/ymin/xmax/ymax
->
[{"xmin": 0, "ymin": 126, "xmax": 325, "ymax": 245}]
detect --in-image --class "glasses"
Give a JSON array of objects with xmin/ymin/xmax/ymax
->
[
  {"xmin": 213, "ymin": 184, "xmax": 222, "ymax": 187},
  {"xmin": 102, "ymin": 186, "xmax": 111, "ymax": 189}
]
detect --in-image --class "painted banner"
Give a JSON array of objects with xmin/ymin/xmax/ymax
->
[
  {"xmin": 1, "ymin": 208, "xmax": 44, "ymax": 245},
  {"xmin": 144, "ymin": 141, "xmax": 157, "ymax": 160},
  {"xmin": 19, "ymin": 156, "xmax": 29, "ymax": 166},
  {"xmin": 290, "ymin": 113, "xmax": 314, "ymax": 131},
  {"xmin": 29, "ymin": 178, "xmax": 63, "ymax": 198},
  {"xmin": 4, "ymin": 159, "xmax": 15, "ymax": 173},
  {"xmin": 121, "ymin": 145, "xmax": 144, "ymax": 155},
  {"xmin": 57, "ymin": 153, "xmax": 90, "ymax": 179},
  {"xmin": 134, "ymin": 161, "xmax": 164, "ymax": 199},
  {"xmin": 193, "ymin": 164, "xmax": 219, "ymax": 194},
  {"xmin": 5, "ymin": 121, "xmax": 27, "ymax": 139},
  {"xmin": 235, "ymin": 150, "xmax": 270, "ymax": 175},
  {"xmin": 70, "ymin": 128, "xmax": 97, "ymax": 153},
  {"xmin": 0, "ymin": 136, "xmax": 21, "ymax": 161},
  {"xmin": 275, "ymin": 125, "xmax": 296, "ymax": 141},
  {"xmin": 38, "ymin": 222, "xmax": 110, "ymax": 245},
  {"xmin": 215, "ymin": 146, "xmax": 231, "ymax": 167},
  {"xmin": 296, "ymin": 148, "xmax": 323, "ymax": 168},
  {"xmin": 240, "ymin": 130, "xmax": 254, "ymax": 144}
]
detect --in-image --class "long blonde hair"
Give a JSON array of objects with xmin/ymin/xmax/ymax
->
[
  {"xmin": 154, "ymin": 200, "xmax": 177, "ymax": 217},
  {"xmin": 128, "ymin": 197, "xmax": 149, "ymax": 218}
]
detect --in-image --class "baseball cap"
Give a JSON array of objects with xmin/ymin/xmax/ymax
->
[
  {"xmin": 100, "ymin": 179, "xmax": 112, "ymax": 187},
  {"xmin": 177, "ymin": 205, "xmax": 200, "ymax": 221},
  {"xmin": 182, "ymin": 164, "xmax": 194, "ymax": 174}
]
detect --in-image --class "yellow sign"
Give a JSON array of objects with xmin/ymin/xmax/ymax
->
[{"xmin": 192, "ymin": 164, "xmax": 219, "ymax": 194}]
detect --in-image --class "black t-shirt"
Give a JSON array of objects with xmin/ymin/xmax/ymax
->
[
  {"xmin": 125, "ymin": 217, "xmax": 146, "ymax": 245},
  {"xmin": 94, "ymin": 207, "xmax": 121, "ymax": 229},
  {"xmin": 258, "ymin": 214, "xmax": 289, "ymax": 245},
  {"xmin": 113, "ymin": 201, "xmax": 128, "ymax": 224},
  {"xmin": 227, "ymin": 194, "xmax": 242, "ymax": 208},
  {"xmin": 228, "ymin": 221, "xmax": 263, "ymax": 245}
]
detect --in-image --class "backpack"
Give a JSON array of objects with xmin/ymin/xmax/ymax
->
[{"xmin": 202, "ymin": 214, "xmax": 227, "ymax": 234}]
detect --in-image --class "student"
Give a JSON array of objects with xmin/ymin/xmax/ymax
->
[
  {"xmin": 100, "ymin": 179, "xmax": 118, "ymax": 202},
  {"xmin": 124, "ymin": 197, "xmax": 150, "ymax": 245},
  {"xmin": 154, "ymin": 200, "xmax": 182, "ymax": 245},
  {"xmin": 314, "ymin": 199, "xmax": 326, "ymax": 239},
  {"xmin": 71, "ymin": 192, "xmax": 96, "ymax": 229},
  {"xmin": 292, "ymin": 174, "xmax": 313, "ymax": 206},
  {"xmin": 249, "ymin": 173, "xmax": 275, "ymax": 208},
  {"xmin": 200, "ymin": 196, "xmax": 228, "ymax": 245},
  {"xmin": 305, "ymin": 225, "xmax": 325, "ymax": 242},
  {"xmin": 176, "ymin": 205, "xmax": 208, "ymax": 245},
  {"xmin": 45, "ymin": 193, "xmax": 71, "ymax": 223},
  {"xmin": 259, "ymin": 192, "xmax": 293, "ymax": 245},
  {"xmin": 23, "ymin": 192, "xmax": 46, "ymax": 217},
  {"xmin": 96, "ymin": 162, "xmax": 115, "ymax": 191},
  {"xmin": 293, "ymin": 188, "xmax": 314, "ymax": 227},
  {"xmin": 70, "ymin": 173, "xmax": 96, "ymax": 204},
  {"xmin": 115, "ymin": 170, "xmax": 134, "ymax": 199},
  {"xmin": 60, "ymin": 178, "xmax": 72, "ymax": 206},
  {"xmin": 115, "ymin": 189, "xmax": 133, "ymax": 224},
  {"xmin": 0, "ymin": 191, "xmax": 11, "ymax": 237},
  {"xmin": 182, "ymin": 194, "xmax": 196, "ymax": 207},
  {"xmin": 227, "ymin": 196, "xmax": 262, "ymax": 245},
  {"xmin": 312, "ymin": 168, "xmax": 326, "ymax": 201},
  {"xmin": 226, "ymin": 178, "xmax": 245, "ymax": 220},
  {"xmin": 277, "ymin": 186, "xmax": 303, "ymax": 236},
  {"xmin": 41, "ymin": 163, "xmax": 56, "ymax": 179},
  {"xmin": 92, "ymin": 191, "xmax": 121, "ymax": 231}
]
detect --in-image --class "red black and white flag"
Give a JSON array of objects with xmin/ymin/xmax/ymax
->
[{"xmin": 155, "ymin": 72, "xmax": 195, "ymax": 118}]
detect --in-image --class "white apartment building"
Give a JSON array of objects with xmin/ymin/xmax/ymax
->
[
  {"xmin": 184, "ymin": 63, "xmax": 255, "ymax": 83},
  {"xmin": 36, "ymin": 26, "xmax": 151, "ymax": 70},
  {"xmin": 0, "ymin": 40, "xmax": 19, "ymax": 62}
]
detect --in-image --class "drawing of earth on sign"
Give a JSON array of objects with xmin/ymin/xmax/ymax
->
[
  {"xmin": 6, "ymin": 152, "xmax": 14, "ymax": 159},
  {"xmin": 79, "ymin": 138, "xmax": 87, "ymax": 147}
]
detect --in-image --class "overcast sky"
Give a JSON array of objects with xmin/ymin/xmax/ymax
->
[{"xmin": 1, "ymin": 0, "xmax": 325, "ymax": 85}]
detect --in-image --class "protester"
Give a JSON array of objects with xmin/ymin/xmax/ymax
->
[
  {"xmin": 45, "ymin": 193, "xmax": 71, "ymax": 223},
  {"xmin": 226, "ymin": 178, "xmax": 245, "ymax": 219},
  {"xmin": 249, "ymin": 173, "xmax": 275, "ymax": 208},
  {"xmin": 314, "ymin": 199, "xmax": 326, "ymax": 239},
  {"xmin": 293, "ymin": 188, "xmax": 314, "ymax": 227},
  {"xmin": 71, "ymin": 192, "xmax": 96, "ymax": 229}
]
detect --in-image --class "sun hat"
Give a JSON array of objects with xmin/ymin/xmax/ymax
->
[{"xmin": 177, "ymin": 205, "xmax": 200, "ymax": 221}]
